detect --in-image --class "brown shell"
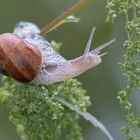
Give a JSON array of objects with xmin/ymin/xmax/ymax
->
[{"xmin": 0, "ymin": 33, "xmax": 42, "ymax": 83}]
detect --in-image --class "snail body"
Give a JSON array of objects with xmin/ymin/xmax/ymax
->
[{"xmin": 0, "ymin": 22, "xmax": 115, "ymax": 85}]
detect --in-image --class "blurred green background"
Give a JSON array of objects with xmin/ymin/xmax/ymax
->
[{"xmin": 0, "ymin": 0, "xmax": 138, "ymax": 140}]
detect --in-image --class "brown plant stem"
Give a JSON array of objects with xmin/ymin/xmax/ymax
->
[{"xmin": 40, "ymin": 0, "xmax": 91, "ymax": 36}]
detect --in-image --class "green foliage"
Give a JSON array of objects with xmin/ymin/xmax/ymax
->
[
  {"xmin": 0, "ymin": 76, "xmax": 90, "ymax": 140},
  {"xmin": 106, "ymin": 0, "xmax": 140, "ymax": 139}
]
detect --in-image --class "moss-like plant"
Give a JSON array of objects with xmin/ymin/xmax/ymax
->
[
  {"xmin": 106, "ymin": 0, "xmax": 140, "ymax": 139},
  {"xmin": 1, "ymin": 76, "xmax": 91, "ymax": 140}
]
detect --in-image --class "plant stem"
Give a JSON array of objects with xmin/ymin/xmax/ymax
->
[
  {"xmin": 133, "ymin": 0, "xmax": 137, "ymax": 19},
  {"xmin": 40, "ymin": 0, "xmax": 91, "ymax": 36}
]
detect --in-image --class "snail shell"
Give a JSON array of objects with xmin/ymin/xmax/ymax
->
[{"xmin": 0, "ymin": 33, "xmax": 41, "ymax": 82}]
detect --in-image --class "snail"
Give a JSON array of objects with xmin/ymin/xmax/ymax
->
[{"xmin": 0, "ymin": 21, "xmax": 115, "ymax": 85}]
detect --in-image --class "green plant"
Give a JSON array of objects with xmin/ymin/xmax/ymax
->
[
  {"xmin": 1, "ymin": 76, "xmax": 91, "ymax": 140},
  {"xmin": 106, "ymin": 0, "xmax": 140, "ymax": 139}
]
